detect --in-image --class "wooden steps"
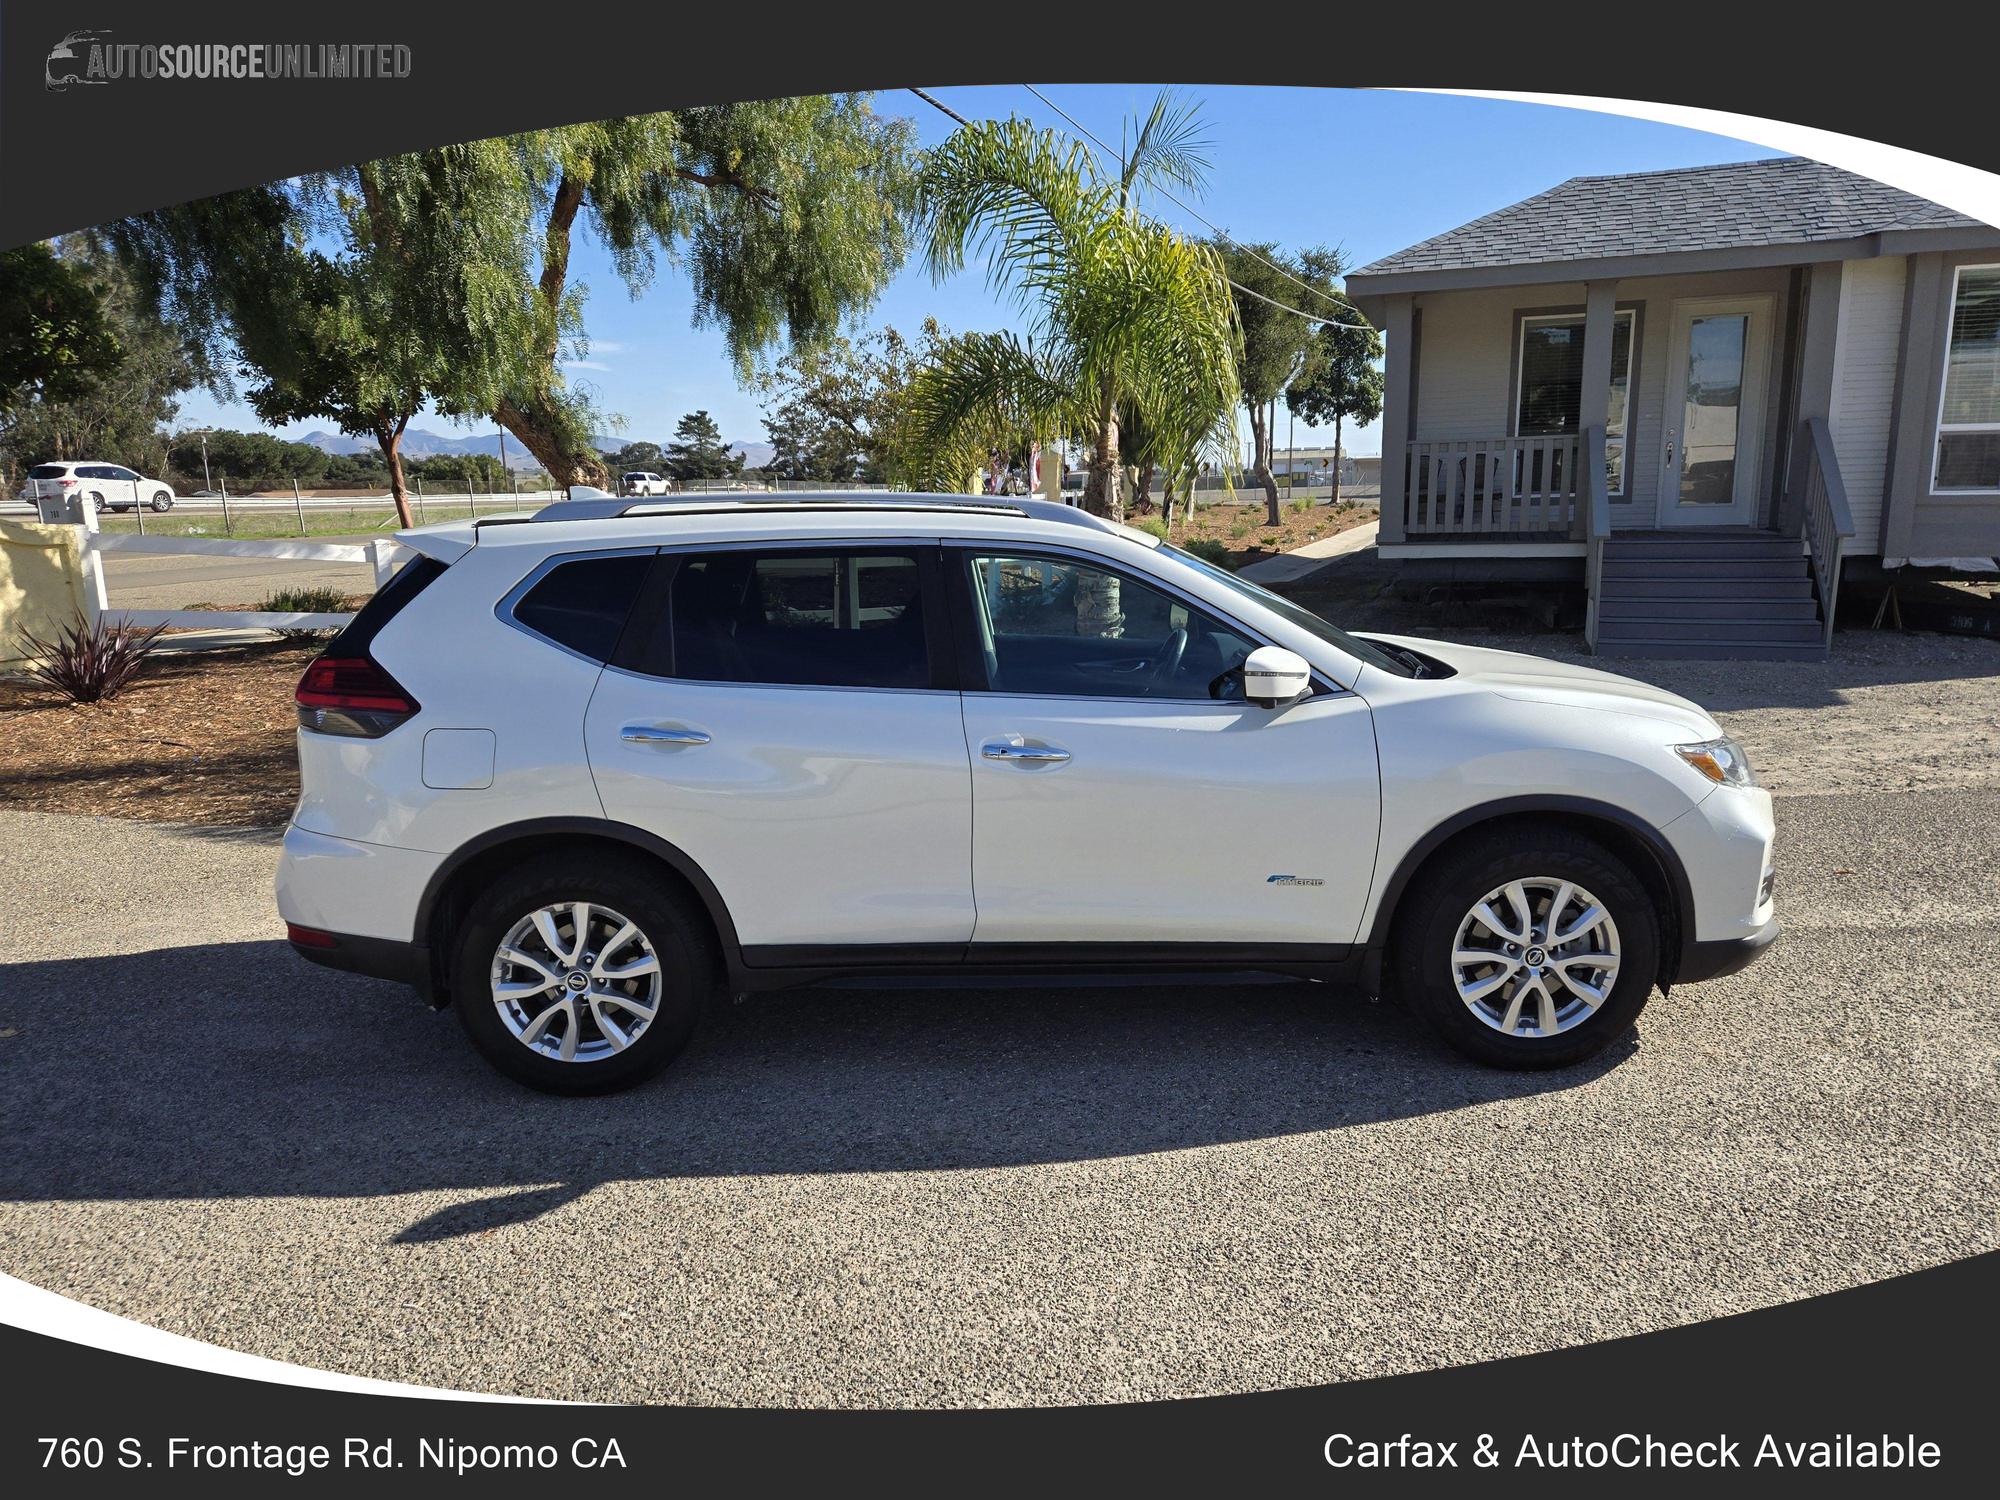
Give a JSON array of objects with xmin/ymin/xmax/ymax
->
[{"xmin": 1593, "ymin": 531, "xmax": 1827, "ymax": 661}]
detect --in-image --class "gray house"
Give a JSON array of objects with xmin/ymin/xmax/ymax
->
[{"xmin": 1345, "ymin": 158, "xmax": 2000, "ymax": 658}]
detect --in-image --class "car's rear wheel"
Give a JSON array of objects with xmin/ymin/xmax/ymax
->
[
  {"xmin": 1393, "ymin": 827, "xmax": 1659, "ymax": 1069},
  {"xmin": 149, "ymin": 490, "xmax": 173, "ymax": 512},
  {"xmin": 450, "ymin": 855, "xmax": 711, "ymax": 1094},
  {"xmin": 89, "ymin": 491, "xmax": 106, "ymax": 513}
]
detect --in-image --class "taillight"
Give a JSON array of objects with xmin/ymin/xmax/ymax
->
[{"xmin": 295, "ymin": 654, "xmax": 420, "ymax": 738}]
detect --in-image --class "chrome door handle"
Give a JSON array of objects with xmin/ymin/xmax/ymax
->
[
  {"xmin": 981, "ymin": 740, "xmax": 1070, "ymax": 764},
  {"xmin": 620, "ymin": 724, "xmax": 711, "ymax": 746}
]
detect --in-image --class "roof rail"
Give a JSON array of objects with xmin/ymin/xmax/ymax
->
[{"xmin": 509, "ymin": 489, "xmax": 1123, "ymax": 536}]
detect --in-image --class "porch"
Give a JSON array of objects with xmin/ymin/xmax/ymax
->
[{"xmin": 1360, "ymin": 267, "xmax": 1856, "ymax": 657}]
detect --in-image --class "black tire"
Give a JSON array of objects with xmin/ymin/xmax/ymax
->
[
  {"xmin": 450, "ymin": 853, "xmax": 712, "ymax": 1094},
  {"xmin": 1392, "ymin": 827, "xmax": 1660, "ymax": 1069},
  {"xmin": 89, "ymin": 491, "xmax": 106, "ymax": 513},
  {"xmin": 149, "ymin": 490, "xmax": 173, "ymax": 512}
]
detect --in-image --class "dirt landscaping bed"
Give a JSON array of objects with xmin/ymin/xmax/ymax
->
[
  {"xmin": 0, "ymin": 641, "xmax": 317, "ymax": 827},
  {"xmin": 1141, "ymin": 497, "xmax": 1377, "ymax": 569}
]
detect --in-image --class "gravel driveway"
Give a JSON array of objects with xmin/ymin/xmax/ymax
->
[{"xmin": 1, "ymin": 636, "xmax": 1996, "ymax": 1407}]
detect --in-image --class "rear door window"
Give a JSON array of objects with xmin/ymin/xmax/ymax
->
[
  {"xmin": 509, "ymin": 551, "xmax": 653, "ymax": 662},
  {"xmin": 625, "ymin": 549, "xmax": 937, "ymax": 690}
]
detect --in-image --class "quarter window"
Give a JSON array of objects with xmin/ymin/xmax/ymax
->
[
  {"xmin": 960, "ymin": 553, "xmax": 1255, "ymax": 700},
  {"xmin": 1516, "ymin": 310, "xmax": 1635, "ymax": 495},
  {"xmin": 511, "ymin": 552, "xmax": 652, "ymax": 662},
  {"xmin": 646, "ymin": 551, "xmax": 933, "ymax": 689},
  {"xmin": 1934, "ymin": 264, "xmax": 2000, "ymax": 493}
]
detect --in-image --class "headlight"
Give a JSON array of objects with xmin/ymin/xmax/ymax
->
[{"xmin": 1674, "ymin": 736, "xmax": 1756, "ymax": 788}]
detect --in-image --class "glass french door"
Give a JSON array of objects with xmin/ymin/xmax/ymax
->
[{"xmin": 1660, "ymin": 296, "xmax": 1772, "ymax": 526}]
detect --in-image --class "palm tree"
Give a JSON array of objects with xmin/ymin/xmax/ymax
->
[{"xmin": 900, "ymin": 94, "xmax": 1240, "ymax": 530}]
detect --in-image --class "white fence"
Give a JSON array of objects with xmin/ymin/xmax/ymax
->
[{"xmin": 84, "ymin": 530, "xmax": 405, "ymax": 635}]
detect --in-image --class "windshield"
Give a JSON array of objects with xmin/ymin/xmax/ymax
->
[{"xmin": 1160, "ymin": 543, "xmax": 1416, "ymax": 677}]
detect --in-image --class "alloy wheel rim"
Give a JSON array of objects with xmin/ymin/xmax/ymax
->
[
  {"xmin": 489, "ymin": 901, "xmax": 663, "ymax": 1063},
  {"xmin": 1450, "ymin": 877, "xmax": 1620, "ymax": 1038}
]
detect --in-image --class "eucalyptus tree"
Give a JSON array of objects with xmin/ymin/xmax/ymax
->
[
  {"xmin": 105, "ymin": 140, "xmax": 540, "ymax": 525},
  {"xmin": 496, "ymin": 100, "xmax": 917, "ymax": 485},
  {"xmin": 900, "ymin": 94, "xmax": 1239, "ymax": 526},
  {"xmin": 1217, "ymin": 242, "xmax": 1342, "ymax": 524},
  {"xmin": 1, "ymin": 242, "xmax": 193, "ymax": 481},
  {"xmin": 0, "ymin": 240, "xmax": 121, "ymax": 412},
  {"xmin": 108, "ymin": 98, "xmax": 918, "ymax": 503},
  {"xmin": 1286, "ymin": 298, "xmax": 1384, "ymax": 505}
]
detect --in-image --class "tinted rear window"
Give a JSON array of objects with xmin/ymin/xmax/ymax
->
[
  {"xmin": 628, "ymin": 550, "xmax": 932, "ymax": 689},
  {"xmin": 28, "ymin": 465, "xmax": 68, "ymax": 479},
  {"xmin": 512, "ymin": 552, "xmax": 652, "ymax": 662}
]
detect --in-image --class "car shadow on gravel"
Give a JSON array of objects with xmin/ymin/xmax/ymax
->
[{"xmin": 0, "ymin": 942, "xmax": 1632, "ymax": 1242}]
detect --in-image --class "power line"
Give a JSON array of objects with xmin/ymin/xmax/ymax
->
[
  {"xmin": 1020, "ymin": 83, "xmax": 1370, "ymax": 328},
  {"xmin": 906, "ymin": 85, "xmax": 1372, "ymax": 333},
  {"xmin": 908, "ymin": 86, "xmax": 970, "ymax": 128}
]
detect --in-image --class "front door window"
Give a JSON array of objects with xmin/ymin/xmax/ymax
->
[
  {"xmin": 959, "ymin": 552, "xmax": 1255, "ymax": 701},
  {"xmin": 1677, "ymin": 313, "xmax": 1749, "ymax": 506},
  {"xmin": 1661, "ymin": 297, "xmax": 1770, "ymax": 526}
]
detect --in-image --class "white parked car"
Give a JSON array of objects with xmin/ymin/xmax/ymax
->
[
  {"xmin": 27, "ymin": 460, "xmax": 177, "ymax": 513},
  {"xmin": 277, "ymin": 493, "xmax": 1777, "ymax": 1093},
  {"xmin": 621, "ymin": 471, "xmax": 672, "ymax": 497}
]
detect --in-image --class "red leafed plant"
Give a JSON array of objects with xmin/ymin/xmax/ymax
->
[{"xmin": 19, "ymin": 612, "xmax": 168, "ymax": 704}]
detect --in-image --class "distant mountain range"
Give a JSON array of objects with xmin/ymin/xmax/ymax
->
[{"xmin": 298, "ymin": 429, "xmax": 775, "ymax": 471}]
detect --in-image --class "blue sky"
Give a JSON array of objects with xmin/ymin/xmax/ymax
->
[{"xmin": 175, "ymin": 87, "xmax": 1777, "ymax": 458}]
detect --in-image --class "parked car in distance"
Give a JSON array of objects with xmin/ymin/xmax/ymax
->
[
  {"xmin": 277, "ymin": 492, "xmax": 1777, "ymax": 1094},
  {"xmin": 621, "ymin": 471, "xmax": 672, "ymax": 497},
  {"xmin": 28, "ymin": 460, "xmax": 176, "ymax": 513}
]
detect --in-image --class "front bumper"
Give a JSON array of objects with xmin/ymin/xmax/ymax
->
[{"xmin": 1677, "ymin": 914, "xmax": 1780, "ymax": 984}]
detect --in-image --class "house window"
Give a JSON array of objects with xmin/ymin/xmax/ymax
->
[
  {"xmin": 1515, "ymin": 310, "xmax": 1635, "ymax": 495},
  {"xmin": 1934, "ymin": 264, "xmax": 2000, "ymax": 494}
]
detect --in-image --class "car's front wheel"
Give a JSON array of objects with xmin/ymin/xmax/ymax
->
[
  {"xmin": 149, "ymin": 490, "xmax": 173, "ymax": 512},
  {"xmin": 1393, "ymin": 827, "xmax": 1659, "ymax": 1069},
  {"xmin": 450, "ymin": 855, "xmax": 711, "ymax": 1094}
]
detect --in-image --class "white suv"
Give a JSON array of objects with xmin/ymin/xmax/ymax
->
[
  {"xmin": 276, "ymin": 494, "xmax": 1777, "ymax": 1093},
  {"xmin": 621, "ymin": 471, "xmax": 672, "ymax": 497},
  {"xmin": 27, "ymin": 460, "xmax": 177, "ymax": 513}
]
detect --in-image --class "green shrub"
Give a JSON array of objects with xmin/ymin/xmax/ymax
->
[
  {"xmin": 1184, "ymin": 538, "xmax": 1234, "ymax": 568},
  {"xmin": 258, "ymin": 585, "xmax": 352, "ymax": 641},
  {"xmin": 1288, "ymin": 497, "xmax": 1314, "ymax": 516},
  {"xmin": 1127, "ymin": 515, "xmax": 1169, "ymax": 540}
]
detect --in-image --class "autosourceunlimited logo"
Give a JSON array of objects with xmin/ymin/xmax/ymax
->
[{"xmin": 45, "ymin": 30, "xmax": 412, "ymax": 92}]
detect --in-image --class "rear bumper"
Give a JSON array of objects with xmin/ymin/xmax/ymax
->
[
  {"xmin": 1677, "ymin": 916, "xmax": 1780, "ymax": 984},
  {"xmin": 289, "ymin": 929, "xmax": 433, "ymax": 996}
]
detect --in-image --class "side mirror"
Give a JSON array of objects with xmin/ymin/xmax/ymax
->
[{"xmin": 1243, "ymin": 646, "xmax": 1311, "ymax": 709}]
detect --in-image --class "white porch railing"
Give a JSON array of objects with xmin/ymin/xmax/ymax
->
[
  {"xmin": 1402, "ymin": 435, "xmax": 1583, "ymax": 536},
  {"xmin": 82, "ymin": 532, "xmax": 406, "ymax": 634},
  {"xmin": 1798, "ymin": 416, "xmax": 1855, "ymax": 652}
]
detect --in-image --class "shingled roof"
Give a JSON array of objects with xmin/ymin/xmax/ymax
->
[{"xmin": 1351, "ymin": 157, "xmax": 1985, "ymax": 280}]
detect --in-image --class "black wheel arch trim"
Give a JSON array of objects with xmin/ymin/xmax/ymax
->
[
  {"xmin": 412, "ymin": 815, "xmax": 745, "ymax": 998},
  {"xmin": 1363, "ymin": 793, "xmax": 1700, "ymax": 984}
]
